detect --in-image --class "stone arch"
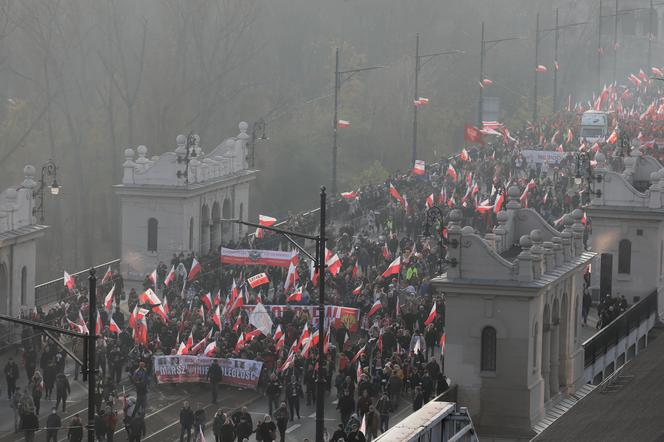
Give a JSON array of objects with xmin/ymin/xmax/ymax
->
[
  {"xmin": 0, "ymin": 263, "xmax": 7, "ymax": 315},
  {"xmin": 542, "ymin": 303, "xmax": 552, "ymax": 402},
  {"xmin": 222, "ymin": 198, "xmax": 232, "ymax": 243},
  {"xmin": 200, "ymin": 204, "xmax": 210, "ymax": 253},
  {"xmin": 550, "ymin": 298, "xmax": 561, "ymax": 397},
  {"xmin": 211, "ymin": 201, "xmax": 221, "ymax": 251},
  {"xmin": 532, "ymin": 320, "xmax": 539, "ymax": 371},
  {"xmin": 20, "ymin": 266, "xmax": 27, "ymax": 306}
]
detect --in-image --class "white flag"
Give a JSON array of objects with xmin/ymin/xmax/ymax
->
[{"xmin": 249, "ymin": 302, "xmax": 273, "ymax": 337}]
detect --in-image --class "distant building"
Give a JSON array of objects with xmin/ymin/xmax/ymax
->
[
  {"xmin": 587, "ymin": 150, "xmax": 664, "ymax": 313},
  {"xmin": 0, "ymin": 165, "xmax": 47, "ymax": 316},
  {"xmin": 431, "ymin": 187, "xmax": 593, "ymax": 440},
  {"xmin": 114, "ymin": 122, "xmax": 258, "ymax": 282}
]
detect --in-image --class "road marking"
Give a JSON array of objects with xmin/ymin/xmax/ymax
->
[
  {"xmin": 308, "ymin": 412, "xmax": 316, "ymax": 418},
  {"xmin": 114, "ymin": 397, "xmax": 184, "ymax": 435},
  {"xmin": 286, "ymin": 424, "xmax": 301, "ymax": 433},
  {"xmin": 331, "ymin": 399, "xmax": 338, "ymax": 405}
]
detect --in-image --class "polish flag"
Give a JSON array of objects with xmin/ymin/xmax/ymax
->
[
  {"xmin": 278, "ymin": 350, "xmax": 296, "ymax": 372},
  {"xmin": 233, "ymin": 314, "xmax": 243, "ymax": 332},
  {"xmin": 607, "ymin": 129, "xmax": 618, "ymax": 144},
  {"xmin": 350, "ymin": 345, "xmax": 366, "ymax": 364},
  {"xmin": 426, "ymin": 193, "xmax": 434, "ymax": 209},
  {"xmin": 382, "ymin": 243, "xmax": 392, "ymax": 260},
  {"xmin": 256, "ymin": 214, "xmax": 278, "ymax": 238},
  {"xmin": 109, "ymin": 317, "xmax": 121, "ymax": 334},
  {"xmin": 341, "ymin": 190, "xmax": 359, "ymax": 199},
  {"xmin": 104, "ymin": 285, "xmax": 115, "ymax": 313},
  {"xmin": 204, "ymin": 341, "xmax": 217, "ymax": 357},
  {"xmin": 298, "ymin": 323, "xmax": 310, "ymax": 349},
  {"xmin": 494, "ymin": 191, "xmax": 505, "ymax": 214},
  {"xmin": 382, "ymin": 256, "xmax": 401, "ymax": 278},
  {"xmin": 323, "ymin": 327, "xmax": 331, "ymax": 354},
  {"xmin": 101, "ymin": 266, "xmax": 113, "ymax": 285},
  {"xmin": 460, "ymin": 148, "xmax": 470, "ymax": 162},
  {"xmin": 389, "ymin": 183, "xmax": 404, "ymax": 204},
  {"xmin": 591, "ymin": 142, "xmax": 601, "ymax": 153},
  {"xmin": 447, "ymin": 164, "xmax": 458, "ymax": 182},
  {"xmin": 275, "ymin": 333, "xmax": 285, "ymax": 351},
  {"xmin": 230, "ymin": 287, "xmax": 246, "ymax": 313},
  {"xmin": 273, "ymin": 325, "xmax": 284, "ymax": 342},
  {"xmin": 481, "ymin": 78, "xmax": 493, "ymax": 86},
  {"xmin": 148, "ymin": 269, "xmax": 157, "ymax": 286},
  {"xmin": 64, "ymin": 271, "xmax": 75, "ymax": 290},
  {"xmin": 214, "ymin": 290, "xmax": 221, "ymax": 306},
  {"xmin": 310, "ymin": 260, "xmax": 319, "ymax": 288},
  {"xmin": 326, "ymin": 253, "xmax": 341, "ymax": 276},
  {"xmin": 188, "ymin": 258, "xmax": 201, "ymax": 281},
  {"xmin": 199, "ymin": 305, "xmax": 206, "ymax": 320},
  {"xmin": 133, "ymin": 317, "xmax": 148, "ymax": 346},
  {"xmin": 287, "ymin": 287, "xmax": 303, "ymax": 303},
  {"xmin": 356, "ymin": 360, "xmax": 363, "ymax": 381},
  {"xmin": 652, "ymin": 66, "xmax": 664, "ymax": 77},
  {"xmin": 424, "ymin": 302, "xmax": 437, "ymax": 326},
  {"xmin": 343, "ymin": 331, "xmax": 351, "ymax": 351},
  {"xmin": 536, "ymin": 65, "xmax": 548, "ymax": 73},
  {"xmin": 248, "ymin": 272, "xmax": 269, "ymax": 288},
  {"xmin": 359, "ymin": 414, "xmax": 366, "ymax": 436},
  {"xmin": 417, "ymin": 97, "xmax": 429, "ymax": 105},
  {"xmin": 284, "ymin": 254, "xmax": 300, "ymax": 291},
  {"xmin": 164, "ymin": 266, "xmax": 176, "ymax": 287},
  {"xmin": 95, "ymin": 310, "xmax": 103, "ymax": 335},
  {"xmin": 337, "ymin": 119, "xmax": 350, "ymax": 128},
  {"xmin": 66, "ymin": 318, "xmax": 86, "ymax": 334},
  {"xmin": 230, "ymin": 279, "xmax": 239, "ymax": 305},
  {"xmin": 440, "ymin": 332, "xmax": 446, "ymax": 355},
  {"xmin": 464, "ymin": 124, "xmax": 485, "ymax": 144},
  {"xmin": 412, "ymin": 160, "xmax": 426, "ymax": 175},
  {"xmin": 367, "ymin": 300, "xmax": 382, "ymax": 318},
  {"xmin": 200, "ymin": 292, "xmax": 213, "ymax": 310},
  {"xmin": 352, "ymin": 283, "xmax": 363, "ymax": 295},
  {"xmin": 234, "ymin": 333, "xmax": 246, "ymax": 353},
  {"xmin": 176, "ymin": 342, "xmax": 188, "ymax": 355},
  {"xmin": 554, "ymin": 60, "xmax": 560, "ymax": 70},
  {"xmin": 212, "ymin": 305, "xmax": 222, "ymax": 330},
  {"xmin": 581, "ymin": 212, "xmax": 588, "ymax": 225},
  {"xmin": 396, "ymin": 295, "xmax": 401, "ymax": 317},
  {"xmin": 639, "ymin": 68, "xmax": 648, "ymax": 80}
]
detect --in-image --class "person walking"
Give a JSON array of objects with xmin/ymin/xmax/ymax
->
[
  {"xmin": 128, "ymin": 411, "xmax": 146, "ymax": 442},
  {"xmin": 255, "ymin": 415, "xmax": 276, "ymax": 442},
  {"xmin": 30, "ymin": 370, "xmax": 43, "ymax": 415},
  {"xmin": 266, "ymin": 374, "xmax": 281, "ymax": 416},
  {"xmin": 179, "ymin": 401, "xmax": 195, "ymax": 442},
  {"xmin": 212, "ymin": 410, "xmax": 225, "ymax": 442},
  {"xmin": 376, "ymin": 392, "xmax": 391, "ymax": 433},
  {"xmin": 55, "ymin": 372, "xmax": 71, "ymax": 412},
  {"xmin": 272, "ymin": 401, "xmax": 289, "ymax": 442},
  {"xmin": 46, "ymin": 407, "xmax": 62, "ymax": 442},
  {"xmin": 5, "ymin": 357, "xmax": 19, "ymax": 399},
  {"xmin": 220, "ymin": 416, "xmax": 236, "ymax": 442},
  {"xmin": 365, "ymin": 406, "xmax": 379, "ymax": 442},
  {"xmin": 95, "ymin": 409, "xmax": 108, "ymax": 442},
  {"xmin": 104, "ymin": 406, "xmax": 118, "ymax": 442},
  {"xmin": 68, "ymin": 414, "xmax": 84, "ymax": 442},
  {"xmin": 285, "ymin": 376, "xmax": 303, "ymax": 421},
  {"xmin": 207, "ymin": 360, "xmax": 222, "ymax": 404},
  {"xmin": 20, "ymin": 406, "xmax": 38, "ymax": 442},
  {"xmin": 231, "ymin": 406, "xmax": 252, "ymax": 441}
]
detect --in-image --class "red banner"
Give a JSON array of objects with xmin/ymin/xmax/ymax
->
[
  {"xmin": 221, "ymin": 248, "xmax": 296, "ymax": 267},
  {"xmin": 153, "ymin": 356, "xmax": 263, "ymax": 389}
]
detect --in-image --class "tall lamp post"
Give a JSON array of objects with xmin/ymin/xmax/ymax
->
[
  {"xmin": 478, "ymin": 22, "xmax": 521, "ymax": 126},
  {"xmin": 411, "ymin": 34, "xmax": 463, "ymax": 166},
  {"xmin": 422, "ymin": 206, "xmax": 459, "ymax": 273},
  {"xmin": 332, "ymin": 48, "xmax": 384, "ymax": 195},
  {"xmin": 224, "ymin": 187, "xmax": 327, "ymax": 441},
  {"xmin": 248, "ymin": 119, "xmax": 268, "ymax": 169},
  {"xmin": 176, "ymin": 132, "xmax": 198, "ymax": 184},
  {"xmin": 33, "ymin": 159, "xmax": 61, "ymax": 223},
  {"xmin": 575, "ymin": 152, "xmax": 603, "ymax": 204}
]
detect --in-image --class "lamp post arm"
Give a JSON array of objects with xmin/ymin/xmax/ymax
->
[{"xmin": 221, "ymin": 219, "xmax": 319, "ymax": 241}]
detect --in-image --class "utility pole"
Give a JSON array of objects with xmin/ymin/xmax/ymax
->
[
  {"xmin": 331, "ymin": 49, "xmax": 383, "ymax": 195},
  {"xmin": 598, "ymin": 0, "xmax": 603, "ymax": 92},
  {"xmin": 613, "ymin": 0, "xmax": 619, "ymax": 84},
  {"xmin": 315, "ymin": 186, "xmax": 326, "ymax": 442},
  {"xmin": 553, "ymin": 9, "xmax": 559, "ymax": 113},
  {"xmin": 478, "ymin": 22, "xmax": 485, "ymax": 127},
  {"xmin": 87, "ymin": 269, "xmax": 97, "ymax": 442},
  {"xmin": 534, "ymin": 12, "xmax": 540, "ymax": 124},
  {"xmin": 412, "ymin": 33, "xmax": 420, "ymax": 167}
]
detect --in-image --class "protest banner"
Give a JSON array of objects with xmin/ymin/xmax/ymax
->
[
  {"xmin": 220, "ymin": 248, "xmax": 296, "ymax": 267},
  {"xmin": 241, "ymin": 304, "xmax": 360, "ymax": 332},
  {"xmin": 153, "ymin": 355, "xmax": 263, "ymax": 389}
]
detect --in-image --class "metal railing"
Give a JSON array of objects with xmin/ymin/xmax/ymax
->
[
  {"xmin": 34, "ymin": 258, "xmax": 120, "ymax": 306},
  {"xmin": 582, "ymin": 289, "xmax": 657, "ymax": 368}
]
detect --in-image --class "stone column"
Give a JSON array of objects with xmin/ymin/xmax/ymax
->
[
  {"xmin": 549, "ymin": 321, "xmax": 560, "ymax": 397},
  {"xmin": 542, "ymin": 324, "xmax": 551, "ymax": 402}
]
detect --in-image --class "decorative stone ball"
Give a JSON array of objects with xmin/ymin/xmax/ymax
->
[
  {"xmin": 124, "ymin": 148, "xmax": 135, "ymax": 159},
  {"xmin": 461, "ymin": 226, "xmax": 474, "ymax": 235},
  {"xmin": 449, "ymin": 209, "xmax": 462, "ymax": 223},
  {"xmin": 5, "ymin": 188, "xmax": 17, "ymax": 201},
  {"xmin": 239, "ymin": 121, "xmax": 249, "ymax": 132},
  {"xmin": 563, "ymin": 214, "xmax": 573, "ymax": 226},
  {"xmin": 496, "ymin": 211, "xmax": 509, "ymax": 223},
  {"xmin": 571, "ymin": 208, "xmax": 583, "ymax": 221},
  {"xmin": 176, "ymin": 134, "xmax": 186, "ymax": 146},
  {"xmin": 137, "ymin": 145, "xmax": 148, "ymax": 156},
  {"xmin": 519, "ymin": 235, "xmax": 533, "ymax": 249},
  {"xmin": 530, "ymin": 229, "xmax": 543, "ymax": 243},
  {"xmin": 23, "ymin": 165, "xmax": 35, "ymax": 177}
]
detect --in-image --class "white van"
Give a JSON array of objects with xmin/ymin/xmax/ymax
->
[{"xmin": 579, "ymin": 111, "xmax": 609, "ymax": 143}]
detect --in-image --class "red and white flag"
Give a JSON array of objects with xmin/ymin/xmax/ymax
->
[
  {"xmin": 204, "ymin": 341, "xmax": 217, "ymax": 357},
  {"xmin": 536, "ymin": 65, "xmax": 548, "ymax": 73},
  {"xmin": 382, "ymin": 243, "xmax": 391, "ymax": 260},
  {"xmin": 162, "ymin": 295, "xmax": 170, "ymax": 315},
  {"xmin": 412, "ymin": 160, "xmax": 426, "ymax": 175},
  {"xmin": 351, "ymin": 259, "xmax": 359, "ymax": 279},
  {"xmin": 273, "ymin": 325, "xmax": 284, "ymax": 342},
  {"xmin": 447, "ymin": 164, "xmax": 458, "ymax": 182},
  {"xmin": 494, "ymin": 191, "xmax": 505, "ymax": 214},
  {"xmin": 101, "ymin": 266, "xmax": 113, "ymax": 285},
  {"xmin": 337, "ymin": 119, "xmax": 350, "ymax": 128},
  {"xmin": 164, "ymin": 265, "xmax": 175, "ymax": 287},
  {"xmin": 440, "ymin": 332, "xmax": 446, "ymax": 355},
  {"xmin": 424, "ymin": 302, "xmax": 437, "ymax": 326},
  {"xmin": 256, "ymin": 214, "xmax": 277, "ymax": 238},
  {"xmin": 340, "ymin": 190, "xmax": 358, "ymax": 199},
  {"xmin": 284, "ymin": 254, "xmax": 300, "ymax": 291},
  {"xmin": 275, "ymin": 333, "xmax": 285, "ymax": 351},
  {"xmin": 460, "ymin": 148, "xmax": 470, "ymax": 162},
  {"xmin": 367, "ymin": 300, "xmax": 382, "ymax": 318},
  {"xmin": 350, "ymin": 345, "xmax": 366, "ymax": 364},
  {"xmin": 212, "ymin": 305, "xmax": 222, "ymax": 330},
  {"xmin": 464, "ymin": 124, "xmax": 485, "ymax": 144},
  {"xmin": 95, "ymin": 310, "xmax": 103, "ymax": 335},
  {"xmin": 426, "ymin": 193, "xmax": 434, "ymax": 209},
  {"xmin": 382, "ymin": 256, "xmax": 401, "ymax": 278},
  {"xmin": 200, "ymin": 292, "xmax": 213, "ymax": 310},
  {"xmin": 104, "ymin": 285, "xmax": 115, "ymax": 313},
  {"xmin": 188, "ymin": 258, "xmax": 201, "ymax": 281},
  {"xmin": 64, "ymin": 271, "xmax": 75, "ymax": 290},
  {"xmin": 326, "ymin": 251, "xmax": 341, "ymax": 276},
  {"xmin": 248, "ymin": 272, "xmax": 269, "ymax": 288},
  {"xmin": 287, "ymin": 287, "xmax": 303, "ymax": 303},
  {"xmin": 148, "ymin": 269, "xmax": 157, "ymax": 287},
  {"xmin": 389, "ymin": 183, "xmax": 404, "ymax": 204},
  {"xmin": 109, "ymin": 317, "xmax": 121, "ymax": 334},
  {"xmin": 352, "ymin": 283, "xmax": 363, "ymax": 295},
  {"xmin": 481, "ymin": 78, "xmax": 493, "ymax": 87},
  {"xmin": 359, "ymin": 414, "xmax": 366, "ymax": 436}
]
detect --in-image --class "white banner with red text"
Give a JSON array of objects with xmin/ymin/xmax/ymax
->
[
  {"xmin": 153, "ymin": 355, "xmax": 263, "ymax": 389},
  {"xmin": 220, "ymin": 248, "xmax": 296, "ymax": 267},
  {"xmin": 241, "ymin": 304, "xmax": 360, "ymax": 332}
]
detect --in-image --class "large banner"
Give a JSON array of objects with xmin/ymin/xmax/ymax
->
[
  {"xmin": 220, "ymin": 248, "xmax": 296, "ymax": 267},
  {"xmin": 521, "ymin": 149, "xmax": 567, "ymax": 165},
  {"xmin": 153, "ymin": 356, "xmax": 263, "ymax": 389},
  {"xmin": 241, "ymin": 304, "xmax": 361, "ymax": 332}
]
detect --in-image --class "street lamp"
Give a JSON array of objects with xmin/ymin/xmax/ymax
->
[
  {"xmin": 223, "ymin": 186, "xmax": 328, "ymax": 442},
  {"xmin": 176, "ymin": 132, "xmax": 198, "ymax": 184},
  {"xmin": 422, "ymin": 205, "xmax": 458, "ymax": 273},
  {"xmin": 332, "ymin": 48, "xmax": 385, "ymax": 195},
  {"xmin": 575, "ymin": 152, "xmax": 603, "ymax": 201},
  {"xmin": 33, "ymin": 159, "xmax": 61, "ymax": 223},
  {"xmin": 411, "ymin": 33, "xmax": 463, "ymax": 166},
  {"xmin": 248, "ymin": 119, "xmax": 268, "ymax": 169}
]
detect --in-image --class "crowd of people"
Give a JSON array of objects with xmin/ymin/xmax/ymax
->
[{"xmin": 5, "ymin": 74, "xmax": 664, "ymax": 442}]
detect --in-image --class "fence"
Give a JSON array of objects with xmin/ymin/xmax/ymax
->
[{"xmin": 34, "ymin": 258, "xmax": 121, "ymax": 307}]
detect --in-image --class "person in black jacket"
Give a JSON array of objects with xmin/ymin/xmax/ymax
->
[
  {"xmin": 330, "ymin": 424, "xmax": 347, "ymax": 442},
  {"xmin": 266, "ymin": 374, "xmax": 281, "ymax": 416},
  {"xmin": 5, "ymin": 358, "xmax": 19, "ymax": 399},
  {"xmin": 20, "ymin": 408, "xmax": 38, "ymax": 442},
  {"xmin": 46, "ymin": 408, "xmax": 61, "ymax": 442},
  {"xmin": 413, "ymin": 385, "xmax": 424, "ymax": 411},
  {"xmin": 179, "ymin": 401, "xmax": 194, "ymax": 442},
  {"xmin": 128, "ymin": 412, "xmax": 146, "ymax": 442},
  {"xmin": 55, "ymin": 373, "xmax": 71, "ymax": 412},
  {"xmin": 285, "ymin": 376, "xmax": 303, "ymax": 421},
  {"xmin": 207, "ymin": 360, "xmax": 222, "ymax": 404},
  {"xmin": 68, "ymin": 414, "xmax": 84, "ymax": 442},
  {"xmin": 231, "ymin": 406, "xmax": 253, "ymax": 441}
]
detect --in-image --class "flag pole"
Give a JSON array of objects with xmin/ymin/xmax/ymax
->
[
  {"xmin": 87, "ymin": 269, "xmax": 97, "ymax": 442},
  {"xmin": 315, "ymin": 186, "xmax": 327, "ymax": 442}
]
